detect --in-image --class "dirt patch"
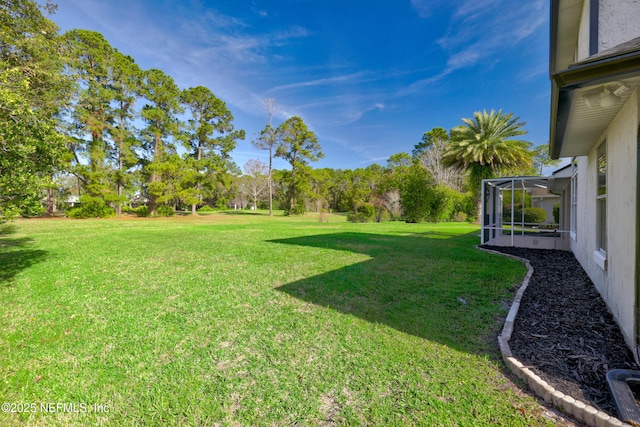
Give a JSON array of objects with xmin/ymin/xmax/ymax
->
[
  {"xmin": 318, "ymin": 393, "xmax": 341, "ymax": 426},
  {"xmin": 483, "ymin": 246, "xmax": 638, "ymax": 416}
]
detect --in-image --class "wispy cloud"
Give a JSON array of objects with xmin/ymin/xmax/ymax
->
[
  {"xmin": 251, "ymin": 0, "xmax": 268, "ymax": 18},
  {"xmin": 185, "ymin": 14, "xmax": 308, "ymax": 65},
  {"xmin": 319, "ymin": 135, "xmax": 390, "ymax": 168},
  {"xmin": 518, "ymin": 65, "xmax": 547, "ymax": 82},
  {"xmin": 70, "ymin": 2, "xmax": 309, "ymax": 118},
  {"xmin": 267, "ymin": 72, "xmax": 367, "ymax": 93},
  {"xmin": 403, "ymin": 0, "xmax": 547, "ymax": 94},
  {"xmin": 410, "ymin": 0, "xmax": 434, "ymax": 18},
  {"xmin": 203, "ymin": 10, "xmax": 248, "ymax": 28},
  {"xmin": 274, "ymin": 26, "xmax": 309, "ymax": 40},
  {"xmin": 438, "ymin": 0, "xmax": 546, "ymax": 71},
  {"xmin": 340, "ymin": 103, "xmax": 385, "ymax": 125},
  {"xmin": 451, "ymin": 0, "xmax": 500, "ymax": 21}
]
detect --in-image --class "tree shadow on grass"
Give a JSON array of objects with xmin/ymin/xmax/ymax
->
[
  {"xmin": 0, "ymin": 225, "xmax": 48, "ymax": 285},
  {"xmin": 270, "ymin": 231, "xmax": 518, "ymax": 355}
]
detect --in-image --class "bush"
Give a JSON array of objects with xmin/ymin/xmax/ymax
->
[
  {"xmin": 135, "ymin": 206, "xmax": 150, "ymax": 217},
  {"xmin": 66, "ymin": 195, "xmax": 114, "ymax": 219},
  {"xmin": 198, "ymin": 205, "xmax": 216, "ymax": 212},
  {"xmin": 20, "ymin": 203, "xmax": 45, "ymax": 218},
  {"xmin": 400, "ymin": 165, "xmax": 433, "ymax": 223},
  {"xmin": 155, "ymin": 205, "xmax": 175, "ymax": 217},
  {"xmin": 347, "ymin": 212, "xmax": 370, "ymax": 223},
  {"xmin": 357, "ymin": 203, "xmax": 375, "ymax": 218},
  {"xmin": 523, "ymin": 207, "xmax": 546, "ymax": 223},
  {"xmin": 428, "ymin": 185, "xmax": 459, "ymax": 222},
  {"xmin": 375, "ymin": 208, "xmax": 392, "ymax": 223},
  {"xmin": 346, "ymin": 203, "xmax": 376, "ymax": 223},
  {"xmin": 284, "ymin": 202, "xmax": 305, "ymax": 216},
  {"xmin": 453, "ymin": 192, "xmax": 476, "ymax": 222},
  {"xmin": 553, "ymin": 203, "xmax": 560, "ymax": 224},
  {"xmin": 452, "ymin": 211, "xmax": 467, "ymax": 222},
  {"xmin": 358, "ymin": 203, "xmax": 375, "ymax": 220},
  {"xmin": 504, "ymin": 206, "xmax": 547, "ymax": 223}
]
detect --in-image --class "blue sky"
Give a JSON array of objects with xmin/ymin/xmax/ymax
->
[{"xmin": 51, "ymin": 0, "xmax": 550, "ymax": 171}]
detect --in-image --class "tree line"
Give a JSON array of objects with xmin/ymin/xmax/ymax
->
[
  {"xmin": 1, "ymin": 1, "xmax": 558, "ymax": 223},
  {"xmin": 235, "ymin": 116, "xmax": 557, "ymax": 223}
]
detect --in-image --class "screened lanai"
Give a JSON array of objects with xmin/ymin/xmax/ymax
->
[{"xmin": 481, "ymin": 173, "xmax": 571, "ymax": 251}]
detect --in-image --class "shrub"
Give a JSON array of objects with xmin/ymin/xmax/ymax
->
[
  {"xmin": 66, "ymin": 195, "xmax": 114, "ymax": 219},
  {"xmin": 347, "ymin": 203, "xmax": 376, "ymax": 223},
  {"xmin": 284, "ymin": 203, "xmax": 305, "ymax": 216},
  {"xmin": 375, "ymin": 209, "xmax": 391, "ymax": 223},
  {"xmin": 452, "ymin": 211, "xmax": 467, "ymax": 222},
  {"xmin": 428, "ymin": 185, "xmax": 460, "ymax": 222},
  {"xmin": 400, "ymin": 165, "xmax": 433, "ymax": 223},
  {"xmin": 20, "ymin": 203, "xmax": 45, "ymax": 218},
  {"xmin": 135, "ymin": 206, "xmax": 150, "ymax": 217},
  {"xmin": 523, "ymin": 207, "xmax": 546, "ymax": 223},
  {"xmin": 347, "ymin": 212, "xmax": 369, "ymax": 223},
  {"xmin": 197, "ymin": 205, "xmax": 216, "ymax": 212},
  {"xmin": 454, "ymin": 192, "xmax": 476, "ymax": 222},
  {"xmin": 0, "ymin": 206, "xmax": 20, "ymax": 223},
  {"xmin": 553, "ymin": 203, "xmax": 560, "ymax": 224},
  {"xmin": 155, "ymin": 205, "xmax": 175, "ymax": 217},
  {"xmin": 357, "ymin": 203, "xmax": 375, "ymax": 219},
  {"xmin": 505, "ymin": 206, "xmax": 547, "ymax": 223}
]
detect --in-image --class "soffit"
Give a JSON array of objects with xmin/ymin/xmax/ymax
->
[
  {"xmin": 550, "ymin": 43, "xmax": 640, "ymax": 159},
  {"xmin": 559, "ymin": 76, "xmax": 640, "ymax": 157}
]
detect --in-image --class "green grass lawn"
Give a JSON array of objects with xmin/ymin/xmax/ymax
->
[{"xmin": 0, "ymin": 213, "xmax": 558, "ymax": 426}]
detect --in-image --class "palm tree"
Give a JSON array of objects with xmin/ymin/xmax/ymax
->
[{"xmin": 442, "ymin": 109, "xmax": 532, "ymax": 220}]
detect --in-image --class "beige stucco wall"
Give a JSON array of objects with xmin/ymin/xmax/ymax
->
[
  {"xmin": 575, "ymin": 0, "xmax": 640, "ymax": 62},
  {"xmin": 599, "ymin": 0, "xmax": 640, "ymax": 51},
  {"xmin": 571, "ymin": 152, "xmax": 605, "ymax": 298},
  {"xmin": 576, "ymin": 0, "xmax": 590, "ymax": 61},
  {"xmin": 572, "ymin": 90, "xmax": 639, "ymax": 349}
]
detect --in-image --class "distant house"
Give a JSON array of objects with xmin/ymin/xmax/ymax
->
[
  {"xmin": 483, "ymin": 0, "xmax": 640, "ymax": 357},
  {"xmin": 65, "ymin": 195, "xmax": 81, "ymax": 207}
]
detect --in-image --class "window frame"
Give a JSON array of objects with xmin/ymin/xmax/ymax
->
[
  {"xmin": 570, "ymin": 168, "xmax": 577, "ymax": 240},
  {"xmin": 595, "ymin": 140, "xmax": 607, "ymax": 269}
]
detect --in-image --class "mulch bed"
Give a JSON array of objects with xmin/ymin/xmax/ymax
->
[{"xmin": 482, "ymin": 246, "xmax": 639, "ymax": 416}]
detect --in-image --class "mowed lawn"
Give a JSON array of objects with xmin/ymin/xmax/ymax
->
[{"xmin": 0, "ymin": 213, "xmax": 556, "ymax": 426}]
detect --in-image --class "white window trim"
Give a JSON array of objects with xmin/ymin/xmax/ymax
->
[
  {"xmin": 570, "ymin": 170, "xmax": 577, "ymax": 241},
  {"xmin": 595, "ymin": 141, "xmax": 607, "ymax": 269},
  {"xmin": 594, "ymin": 249, "xmax": 607, "ymax": 271}
]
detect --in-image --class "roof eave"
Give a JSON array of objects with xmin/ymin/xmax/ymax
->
[{"xmin": 550, "ymin": 50, "xmax": 640, "ymax": 160}]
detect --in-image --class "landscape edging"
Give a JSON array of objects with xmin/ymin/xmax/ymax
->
[{"xmin": 477, "ymin": 246, "xmax": 631, "ymax": 427}]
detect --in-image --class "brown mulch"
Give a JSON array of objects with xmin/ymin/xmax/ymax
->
[{"xmin": 482, "ymin": 246, "xmax": 639, "ymax": 417}]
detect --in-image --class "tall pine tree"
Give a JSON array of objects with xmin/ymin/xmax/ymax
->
[
  {"xmin": 180, "ymin": 86, "xmax": 244, "ymax": 214},
  {"xmin": 275, "ymin": 116, "xmax": 323, "ymax": 213}
]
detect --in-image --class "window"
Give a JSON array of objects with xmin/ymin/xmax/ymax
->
[
  {"xmin": 596, "ymin": 141, "xmax": 607, "ymax": 255},
  {"xmin": 570, "ymin": 170, "xmax": 577, "ymax": 240}
]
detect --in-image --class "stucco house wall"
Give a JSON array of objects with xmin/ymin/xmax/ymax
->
[
  {"xmin": 571, "ymin": 89, "xmax": 639, "ymax": 349},
  {"xmin": 571, "ymin": 148, "xmax": 604, "ymax": 297},
  {"xmin": 599, "ymin": 0, "xmax": 640, "ymax": 51},
  {"xmin": 576, "ymin": 0, "xmax": 590, "ymax": 60}
]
